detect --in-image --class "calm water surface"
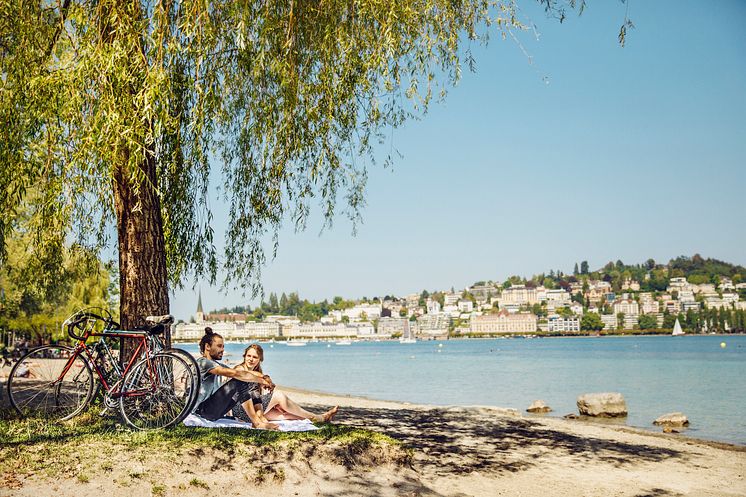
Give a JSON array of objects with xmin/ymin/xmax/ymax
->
[{"xmin": 182, "ymin": 335, "xmax": 746, "ymax": 444}]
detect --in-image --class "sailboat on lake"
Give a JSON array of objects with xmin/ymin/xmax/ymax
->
[{"xmin": 672, "ymin": 318, "xmax": 685, "ymax": 336}]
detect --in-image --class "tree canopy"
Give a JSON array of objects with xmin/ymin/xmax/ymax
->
[{"xmin": 1, "ymin": 1, "xmax": 613, "ymax": 331}]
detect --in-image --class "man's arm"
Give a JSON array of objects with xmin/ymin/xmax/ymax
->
[{"xmin": 208, "ymin": 366, "xmax": 273, "ymax": 387}]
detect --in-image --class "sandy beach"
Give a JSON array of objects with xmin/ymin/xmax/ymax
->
[{"xmin": 2, "ymin": 383, "xmax": 745, "ymax": 497}]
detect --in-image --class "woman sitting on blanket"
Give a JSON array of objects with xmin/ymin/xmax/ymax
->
[{"xmin": 232, "ymin": 344, "xmax": 338, "ymax": 428}]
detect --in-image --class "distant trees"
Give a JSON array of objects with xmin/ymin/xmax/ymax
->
[
  {"xmin": 638, "ymin": 314, "xmax": 658, "ymax": 330},
  {"xmin": 580, "ymin": 313, "xmax": 604, "ymax": 331},
  {"xmin": 580, "ymin": 261, "xmax": 590, "ymax": 275},
  {"xmin": 0, "ymin": 243, "xmax": 115, "ymax": 343}
]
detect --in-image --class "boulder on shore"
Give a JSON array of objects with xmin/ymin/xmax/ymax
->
[
  {"xmin": 576, "ymin": 392, "xmax": 628, "ymax": 417},
  {"xmin": 526, "ymin": 400, "xmax": 552, "ymax": 413},
  {"xmin": 653, "ymin": 412, "xmax": 689, "ymax": 428}
]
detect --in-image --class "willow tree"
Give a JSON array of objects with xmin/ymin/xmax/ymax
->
[{"xmin": 1, "ymin": 1, "xmax": 590, "ymax": 333}]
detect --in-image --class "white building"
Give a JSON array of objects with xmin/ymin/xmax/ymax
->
[
  {"xmin": 444, "ymin": 293, "xmax": 460, "ymax": 306},
  {"xmin": 639, "ymin": 293, "xmax": 660, "ymax": 315},
  {"xmin": 667, "ymin": 277, "xmax": 692, "ymax": 294},
  {"xmin": 622, "ymin": 279, "xmax": 641, "ymax": 291},
  {"xmin": 376, "ymin": 317, "xmax": 408, "ymax": 337},
  {"xmin": 600, "ymin": 314, "xmax": 618, "ymax": 330},
  {"xmin": 613, "ymin": 299, "xmax": 639, "ymax": 317},
  {"xmin": 470, "ymin": 310, "xmax": 537, "ymax": 334},
  {"xmin": 236, "ymin": 321, "xmax": 280, "ymax": 339},
  {"xmin": 498, "ymin": 285, "xmax": 539, "ymax": 306},
  {"xmin": 457, "ymin": 300, "xmax": 474, "ymax": 313},
  {"xmin": 544, "ymin": 289, "xmax": 571, "ymax": 305},
  {"xmin": 547, "ymin": 316, "xmax": 581, "ymax": 333},
  {"xmin": 468, "ymin": 285, "xmax": 497, "ymax": 303},
  {"xmin": 173, "ymin": 320, "xmax": 243, "ymax": 341},
  {"xmin": 443, "ymin": 305, "xmax": 461, "ymax": 318},
  {"xmin": 347, "ymin": 322, "xmax": 375, "ymax": 336},
  {"xmin": 426, "ymin": 299, "xmax": 442, "ymax": 314},
  {"xmin": 623, "ymin": 313, "xmax": 639, "ymax": 330},
  {"xmin": 417, "ymin": 314, "xmax": 450, "ymax": 336},
  {"xmin": 282, "ymin": 322, "xmax": 351, "ymax": 338},
  {"xmin": 500, "ymin": 302, "xmax": 522, "ymax": 314},
  {"xmin": 570, "ymin": 302, "xmax": 584, "ymax": 316}
]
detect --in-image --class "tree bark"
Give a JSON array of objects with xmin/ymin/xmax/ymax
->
[{"xmin": 112, "ymin": 152, "xmax": 170, "ymax": 360}]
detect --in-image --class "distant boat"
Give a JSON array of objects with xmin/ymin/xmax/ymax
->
[
  {"xmin": 335, "ymin": 339, "xmax": 352, "ymax": 345},
  {"xmin": 286, "ymin": 340, "xmax": 308, "ymax": 347},
  {"xmin": 399, "ymin": 337, "xmax": 416, "ymax": 344},
  {"xmin": 672, "ymin": 318, "xmax": 685, "ymax": 336}
]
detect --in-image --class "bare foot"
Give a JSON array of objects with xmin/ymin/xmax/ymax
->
[
  {"xmin": 255, "ymin": 421, "xmax": 280, "ymax": 430},
  {"xmin": 321, "ymin": 406, "xmax": 339, "ymax": 422}
]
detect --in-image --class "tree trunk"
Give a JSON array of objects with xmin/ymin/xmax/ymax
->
[{"xmin": 112, "ymin": 152, "xmax": 170, "ymax": 361}]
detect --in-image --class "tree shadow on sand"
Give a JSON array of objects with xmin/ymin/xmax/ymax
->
[{"xmin": 313, "ymin": 404, "xmax": 683, "ymax": 477}]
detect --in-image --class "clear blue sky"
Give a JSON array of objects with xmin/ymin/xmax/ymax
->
[{"xmin": 171, "ymin": 0, "xmax": 746, "ymax": 321}]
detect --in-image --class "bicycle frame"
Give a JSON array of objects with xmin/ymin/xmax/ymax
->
[{"xmin": 58, "ymin": 327, "xmax": 157, "ymax": 399}]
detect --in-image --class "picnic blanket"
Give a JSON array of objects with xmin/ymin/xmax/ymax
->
[{"xmin": 183, "ymin": 414, "xmax": 319, "ymax": 432}]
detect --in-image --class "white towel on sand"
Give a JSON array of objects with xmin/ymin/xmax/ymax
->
[{"xmin": 183, "ymin": 414, "xmax": 319, "ymax": 432}]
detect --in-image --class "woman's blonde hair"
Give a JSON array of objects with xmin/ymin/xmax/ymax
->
[{"xmin": 242, "ymin": 344, "xmax": 264, "ymax": 373}]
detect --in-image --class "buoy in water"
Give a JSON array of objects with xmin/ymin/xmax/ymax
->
[
  {"xmin": 438, "ymin": 343, "xmax": 443, "ymax": 347},
  {"xmin": 721, "ymin": 342, "xmax": 727, "ymax": 348}
]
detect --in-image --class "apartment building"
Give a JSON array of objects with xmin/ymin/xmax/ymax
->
[
  {"xmin": 470, "ymin": 310, "xmax": 538, "ymax": 334},
  {"xmin": 417, "ymin": 314, "xmax": 450, "ymax": 336},
  {"xmin": 498, "ymin": 285, "xmax": 539, "ymax": 306},
  {"xmin": 547, "ymin": 315, "xmax": 581, "ymax": 333},
  {"xmin": 613, "ymin": 299, "xmax": 639, "ymax": 316},
  {"xmin": 600, "ymin": 314, "xmax": 618, "ymax": 330}
]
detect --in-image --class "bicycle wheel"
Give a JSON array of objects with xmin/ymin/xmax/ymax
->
[
  {"xmin": 165, "ymin": 347, "xmax": 201, "ymax": 414},
  {"xmin": 119, "ymin": 352, "xmax": 197, "ymax": 430},
  {"xmin": 7, "ymin": 345, "xmax": 94, "ymax": 420}
]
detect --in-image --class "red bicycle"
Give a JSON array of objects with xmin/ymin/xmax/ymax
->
[{"xmin": 7, "ymin": 308, "xmax": 199, "ymax": 430}]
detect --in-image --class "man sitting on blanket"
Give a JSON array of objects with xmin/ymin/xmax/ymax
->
[{"xmin": 194, "ymin": 327, "xmax": 279, "ymax": 429}]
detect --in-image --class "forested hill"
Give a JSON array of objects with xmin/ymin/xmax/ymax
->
[
  {"xmin": 494, "ymin": 254, "xmax": 745, "ymax": 295},
  {"xmin": 586, "ymin": 254, "xmax": 744, "ymax": 291}
]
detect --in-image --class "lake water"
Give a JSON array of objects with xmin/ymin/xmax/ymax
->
[{"xmin": 181, "ymin": 335, "xmax": 746, "ymax": 445}]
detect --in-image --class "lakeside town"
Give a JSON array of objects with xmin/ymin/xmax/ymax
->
[{"xmin": 174, "ymin": 257, "xmax": 746, "ymax": 342}]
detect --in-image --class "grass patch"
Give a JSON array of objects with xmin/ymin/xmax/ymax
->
[
  {"xmin": 0, "ymin": 407, "xmax": 404, "ymax": 484},
  {"xmin": 189, "ymin": 478, "xmax": 209, "ymax": 489},
  {"xmin": 151, "ymin": 483, "xmax": 166, "ymax": 496}
]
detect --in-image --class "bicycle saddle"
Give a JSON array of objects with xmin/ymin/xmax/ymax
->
[{"xmin": 145, "ymin": 314, "xmax": 174, "ymax": 326}]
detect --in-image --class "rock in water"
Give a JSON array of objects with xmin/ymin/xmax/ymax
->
[
  {"xmin": 526, "ymin": 400, "xmax": 552, "ymax": 413},
  {"xmin": 576, "ymin": 392, "xmax": 628, "ymax": 417},
  {"xmin": 653, "ymin": 412, "xmax": 689, "ymax": 427}
]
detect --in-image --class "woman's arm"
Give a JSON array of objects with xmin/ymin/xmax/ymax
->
[{"xmin": 209, "ymin": 365, "xmax": 273, "ymax": 387}]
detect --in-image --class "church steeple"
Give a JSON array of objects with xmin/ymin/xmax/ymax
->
[{"xmin": 196, "ymin": 289, "xmax": 205, "ymax": 323}]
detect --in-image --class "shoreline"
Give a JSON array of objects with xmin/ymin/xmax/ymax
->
[
  {"xmin": 172, "ymin": 331, "xmax": 746, "ymax": 345},
  {"xmin": 281, "ymin": 385, "xmax": 746, "ymax": 451},
  {"xmin": 280, "ymin": 387, "xmax": 746, "ymax": 496},
  {"xmin": 2, "ymin": 386, "xmax": 745, "ymax": 496}
]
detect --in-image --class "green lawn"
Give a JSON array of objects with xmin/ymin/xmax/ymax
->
[{"xmin": 0, "ymin": 408, "xmax": 408, "ymax": 486}]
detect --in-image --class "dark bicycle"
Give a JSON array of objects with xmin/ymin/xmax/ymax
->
[{"xmin": 6, "ymin": 308, "xmax": 200, "ymax": 430}]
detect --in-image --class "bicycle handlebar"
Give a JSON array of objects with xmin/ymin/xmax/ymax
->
[{"xmin": 66, "ymin": 312, "xmax": 108, "ymax": 341}]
